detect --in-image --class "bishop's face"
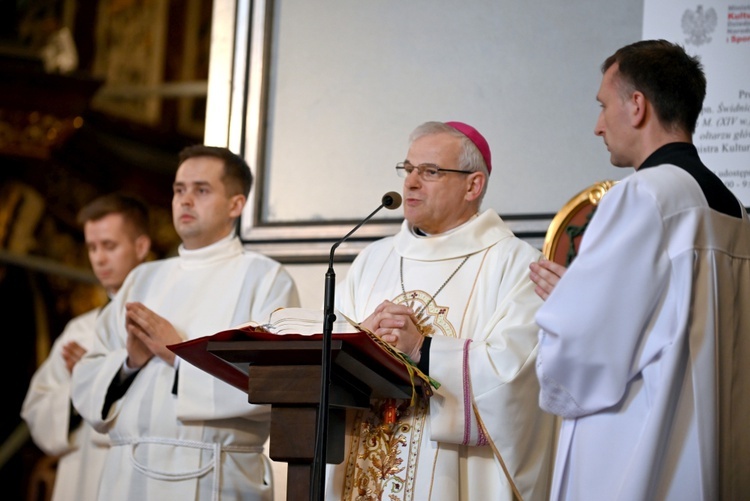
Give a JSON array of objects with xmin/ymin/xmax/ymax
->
[{"xmin": 401, "ymin": 133, "xmax": 479, "ymax": 235}]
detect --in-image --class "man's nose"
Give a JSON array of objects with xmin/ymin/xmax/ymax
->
[
  {"xmin": 594, "ymin": 115, "xmax": 605, "ymax": 136},
  {"xmin": 404, "ymin": 169, "xmax": 421, "ymax": 188},
  {"xmin": 90, "ymin": 248, "xmax": 105, "ymax": 263},
  {"xmin": 179, "ymin": 192, "xmax": 194, "ymax": 205}
]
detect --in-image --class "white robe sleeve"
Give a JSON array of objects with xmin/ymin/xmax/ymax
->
[
  {"xmin": 536, "ymin": 179, "xmax": 671, "ymax": 418},
  {"xmin": 21, "ymin": 311, "xmax": 97, "ymax": 455},
  {"xmin": 428, "ymin": 251, "xmax": 546, "ymax": 449},
  {"xmin": 71, "ymin": 276, "xmax": 135, "ymax": 433}
]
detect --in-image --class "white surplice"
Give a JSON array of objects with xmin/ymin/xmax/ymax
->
[
  {"xmin": 326, "ymin": 209, "xmax": 556, "ymax": 501},
  {"xmin": 22, "ymin": 308, "xmax": 110, "ymax": 501},
  {"xmin": 71, "ymin": 234, "xmax": 299, "ymax": 501},
  {"xmin": 536, "ymin": 165, "xmax": 750, "ymax": 500}
]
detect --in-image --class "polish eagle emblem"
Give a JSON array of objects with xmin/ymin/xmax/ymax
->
[{"xmin": 682, "ymin": 5, "xmax": 718, "ymax": 46}]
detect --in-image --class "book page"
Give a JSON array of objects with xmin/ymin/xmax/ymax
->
[{"xmin": 263, "ymin": 307, "xmax": 361, "ymax": 335}]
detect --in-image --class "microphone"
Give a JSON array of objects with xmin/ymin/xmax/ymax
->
[
  {"xmin": 325, "ymin": 191, "xmax": 401, "ymax": 264},
  {"xmin": 382, "ymin": 191, "xmax": 402, "ymax": 210},
  {"xmin": 311, "ymin": 192, "xmax": 402, "ymax": 500}
]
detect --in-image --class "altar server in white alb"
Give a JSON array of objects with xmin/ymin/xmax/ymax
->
[
  {"xmin": 529, "ymin": 40, "xmax": 750, "ymax": 500},
  {"xmin": 325, "ymin": 121, "xmax": 556, "ymax": 500},
  {"xmin": 21, "ymin": 193, "xmax": 152, "ymax": 501},
  {"xmin": 71, "ymin": 145, "xmax": 299, "ymax": 501}
]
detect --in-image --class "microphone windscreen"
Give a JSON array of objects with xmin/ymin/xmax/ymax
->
[{"xmin": 382, "ymin": 191, "xmax": 402, "ymax": 210}]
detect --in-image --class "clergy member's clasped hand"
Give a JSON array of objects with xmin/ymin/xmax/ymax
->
[
  {"xmin": 126, "ymin": 330, "xmax": 153, "ymax": 369},
  {"xmin": 361, "ymin": 300, "xmax": 424, "ymax": 362},
  {"xmin": 61, "ymin": 340, "xmax": 87, "ymax": 374},
  {"xmin": 125, "ymin": 302, "xmax": 184, "ymax": 367},
  {"xmin": 529, "ymin": 258, "xmax": 567, "ymax": 301}
]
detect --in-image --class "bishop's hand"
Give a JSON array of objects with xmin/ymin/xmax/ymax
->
[{"xmin": 362, "ymin": 300, "xmax": 425, "ymax": 362}]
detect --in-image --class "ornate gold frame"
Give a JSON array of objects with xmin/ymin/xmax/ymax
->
[{"xmin": 542, "ymin": 180, "xmax": 616, "ymax": 265}]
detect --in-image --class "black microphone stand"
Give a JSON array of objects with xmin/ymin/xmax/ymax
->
[{"xmin": 310, "ymin": 195, "xmax": 398, "ymax": 500}]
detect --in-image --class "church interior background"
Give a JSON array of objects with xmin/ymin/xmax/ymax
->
[{"xmin": 0, "ymin": 0, "xmax": 214, "ymax": 498}]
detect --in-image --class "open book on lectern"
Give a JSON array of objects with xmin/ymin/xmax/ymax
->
[
  {"xmin": 168, "ymin": 307, "xmax": 440, "ymax": 402},
  {"xmin": 248, "ymin": 306, "xmax": 362, "ymax": 335}
]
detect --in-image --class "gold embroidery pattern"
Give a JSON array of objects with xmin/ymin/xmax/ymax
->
[
  {"xmin": 340, "ymin": 290, "xmax": 455, "ymax": 500},
  {"xmin": 395, "ymin": 290, "xmax": 455, "ymax": 339},
  {"xmin": 343, "ymin": 400, "xmax": 428, "ymax": 500},
  {"xmin": 404, "ymin": 399, "xmax": 427, "ymax": 497}
]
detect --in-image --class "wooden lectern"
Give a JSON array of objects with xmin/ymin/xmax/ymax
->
[{"xmin": 170, "ymin": 330, "xmax": 422, "ymax": 500}]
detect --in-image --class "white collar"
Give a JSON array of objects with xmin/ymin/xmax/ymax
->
[{"xmin": 395, "ymin": 209, "xmax": 514, "ymax": 261}]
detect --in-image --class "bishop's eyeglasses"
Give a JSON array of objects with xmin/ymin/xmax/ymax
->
[{"xmin": 395, "ymin": 162, "xmax": 472, "ymax": 181}]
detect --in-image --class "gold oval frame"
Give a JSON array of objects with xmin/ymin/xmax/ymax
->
[{"xmin": 542, "ymin": 180, "xmax": 616, "ymax": 265}]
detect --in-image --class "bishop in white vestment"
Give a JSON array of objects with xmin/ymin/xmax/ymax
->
[{"xmin": 327, "ymin": 210, "xmax": 556, "ymax": 500}]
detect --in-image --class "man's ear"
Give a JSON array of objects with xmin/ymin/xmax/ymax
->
[
  {"xmin": 630, "ymin": 91, "xmax": 647, "ymax": 127},
  {"xmin": 135, "ymin": 235, "xmax": 151, "ymax": 262},
  {"xmin": 465, "ymin": 172, "xmax": 485, "ymax": 202},
  {"xmin": 228, "ymin": 194, "xmax": 246, "ymax": 218}
]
